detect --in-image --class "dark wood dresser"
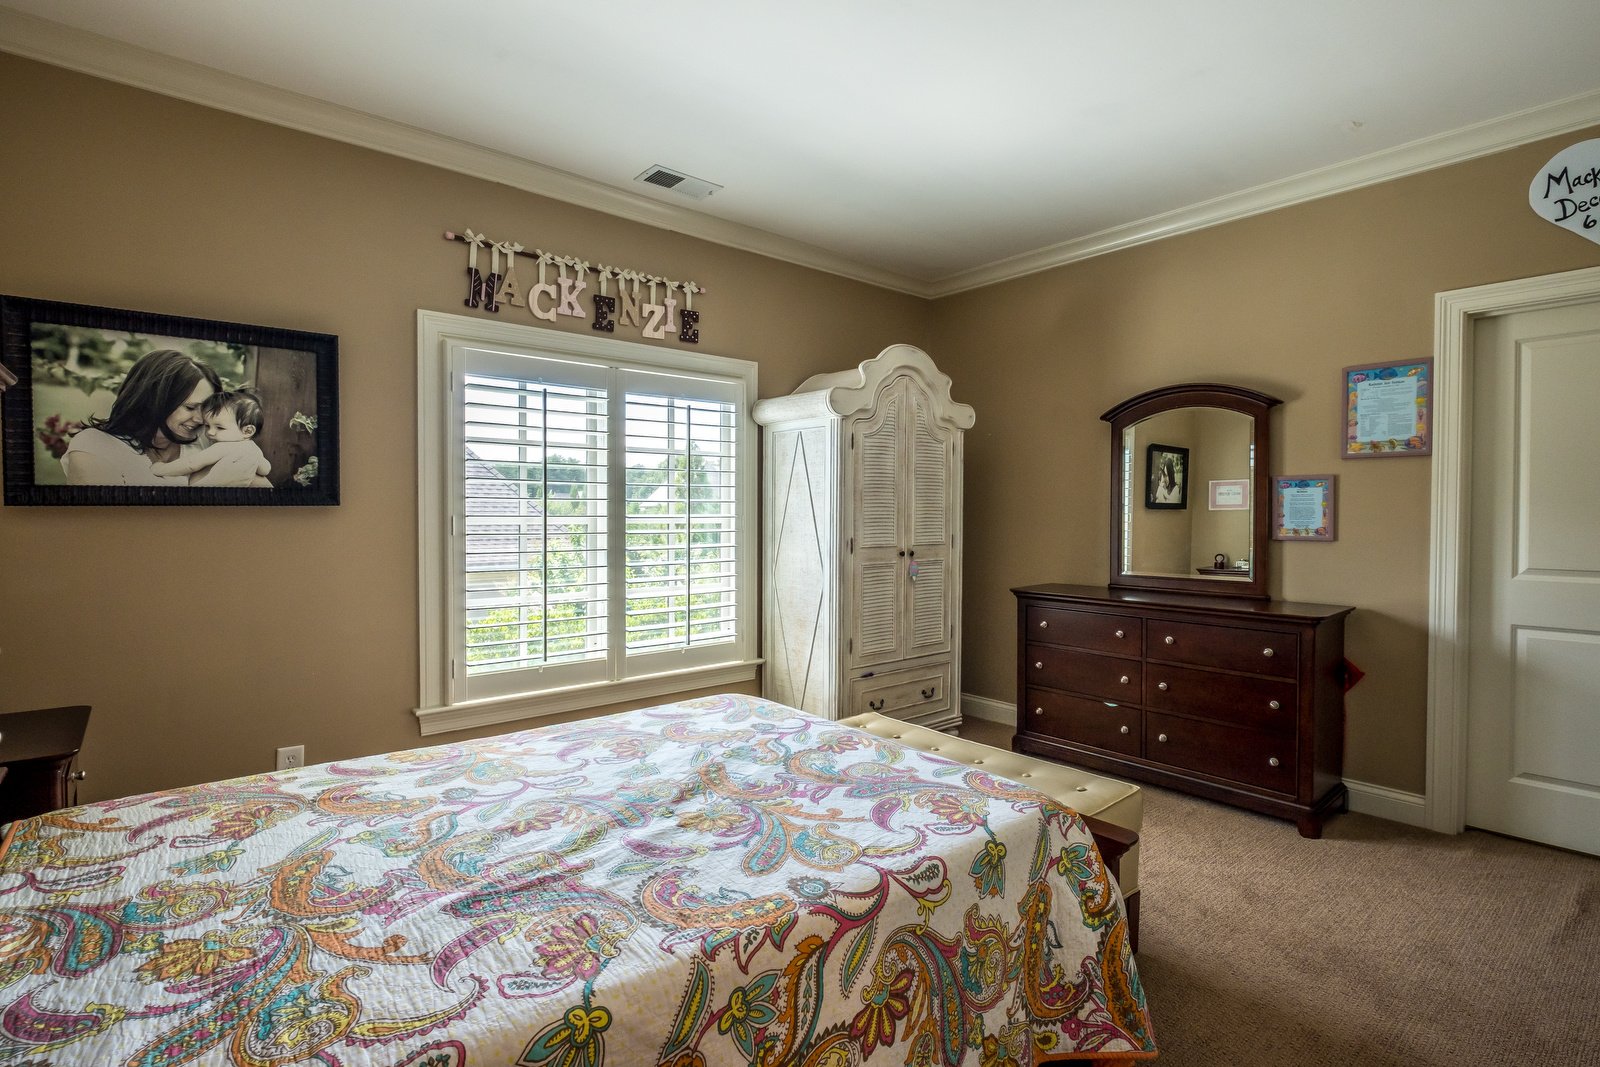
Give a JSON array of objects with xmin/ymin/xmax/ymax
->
[
  {"xmin": 0, "ymin": 706, "xmax": 91, "ymax": 825},
  {"xmin": 1013, "ymin": 585, "xmax": 1353, "ymax": 837}
]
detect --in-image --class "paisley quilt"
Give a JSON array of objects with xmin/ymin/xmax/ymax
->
[{"xmin": 0, "ymin": 694, "xmax": 1154, "ymax": 1066}]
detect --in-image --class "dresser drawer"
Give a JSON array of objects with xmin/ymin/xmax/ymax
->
[
  {"xmin": 1026, "ymin": 644, "xmax": 1141, "ymax": 701},
  {"xmin": 1145, "ymin": 663, "xmax": 1297, "ymax": 734},
  {"xmin": 1146, "ymin": 712, "xmax": 1296, "ymax": 793},
  {"xmin": 1146, "ymin": 620, "xmax": 1298, "ymax": 678},
  {"xmin": 1026, "ymin": 605, "xmax": 1143, "ymax": 655},
  {"xmin": 1024, "ymin": 688, "xmax": 1141, "ymax": 756},
  {"xmin": 848, "ymin": 663, "xmax": 951, "ymax": 721}
]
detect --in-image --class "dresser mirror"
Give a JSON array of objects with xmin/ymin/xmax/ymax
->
[{"xmin": 1101, "ymin": 384, "xmax": 1281, "ymax": 599}]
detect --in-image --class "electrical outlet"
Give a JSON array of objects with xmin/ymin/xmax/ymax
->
[{"xmin": 276, "ymin": 745, "xmax": 305, "ymax": 771}]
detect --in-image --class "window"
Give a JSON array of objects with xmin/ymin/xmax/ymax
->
[{"xmin": 417, "ymin": 311, "xmax": 758, "ymax": 734}]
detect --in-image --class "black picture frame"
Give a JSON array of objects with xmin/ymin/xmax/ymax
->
[
  {"xmin": 1, "ymin": 296, "xmax": 338, "ymax": 506},
  {"xmin": 1144, "ymin": 442, "xmax": 1189, "ymax": 510}
]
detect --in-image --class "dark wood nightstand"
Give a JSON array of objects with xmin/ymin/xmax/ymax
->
[{"xmin": 0, "ymin": 706, "xmax": 91, "ymax": 824}]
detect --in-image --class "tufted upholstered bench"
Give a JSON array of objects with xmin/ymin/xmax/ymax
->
[{"xmin": 839, "ymin": 712, "xmax": 1143, "ymax": 950}]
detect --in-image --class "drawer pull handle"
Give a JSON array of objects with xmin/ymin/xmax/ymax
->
[
  {"xmin": 1269, "ymin": 757, "xmax": 1281, "ymax": 767},
  {"xmin": 1262, "ymin": 647, "xmax": 1274, "ymax": 657},
  {"xmin": 1157, "ymin": 681, "xmax": 1168, "ymax": 691},
  {"xmin": 1039, "ymin": 619, "xmax": 1048, "ymax": 628},
  {"xmin": 1103, "ymin": 701, "xmax": 1119, "ymax": 708},
  {"xmin": 921, "ymin": 687, "xmax": 935, "ymax": 699},
  {"xmin": 1157, "ymin": 733, "xmax": 1168, "ymax": 743},
  {"xmin": 69, "ymin": 770, "xmax": 87, "ymax": 781},
  {"xmin": 1034, "ymin": 661, "xmax": 1043, "ymax": 670},
  {"xmin": 1119, "ymin": 675, "xmax": 1130, "ymax": 685},
  {"xmin": 1115, "ymin": 629, "xmax": 1125, "ymax": 639},
  {"xmin": 1269, "ymin": 699, "xmax": 1281, "ymax": 710},
  {"xmin": 868, "ymin": 699, "xmax": 885, "ymax": 711},
  {"xmin": 1034, "ymin": 707, "xmax": 1044, "ymax": 716},
  {"xmin": 1164, "ymin": 635, "xmax": 1175, "ymax": 645},
  {"xmin": 1119, "ymin": 725, "xmax": 1130, "ymax": 735}
]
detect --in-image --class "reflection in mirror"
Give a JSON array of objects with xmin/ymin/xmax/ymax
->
[
  {"xmin": 1103, "ymin": 383, "xmax": 1278, "ymax": 600},
  {"xmin": 1121, "ymin": 407, "xmax": 1255, "ymax": 582}
]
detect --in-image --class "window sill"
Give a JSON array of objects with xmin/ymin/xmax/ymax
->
[{"xmin": 413, "ymin": 659, "xmax": 763, "ymax": 737}]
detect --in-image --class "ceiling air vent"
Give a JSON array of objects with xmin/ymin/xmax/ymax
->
[{"xmin": 634, "ymin": 165, "xmax": 722, "ymax": 201}]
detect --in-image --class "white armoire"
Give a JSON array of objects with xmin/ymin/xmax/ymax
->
[{"xmin": 753, "ymin": 344, "xmax": 975, "ymax": 728}]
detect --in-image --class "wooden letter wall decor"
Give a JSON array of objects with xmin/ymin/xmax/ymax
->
[{"xmin": 446, "ymin": 230, "xmax": 704, "ymax": 344}]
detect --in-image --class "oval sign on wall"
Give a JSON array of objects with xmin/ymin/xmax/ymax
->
[{"xmin": 1530, "ymin": 138, "xmax": 1600, "ymax": 246}]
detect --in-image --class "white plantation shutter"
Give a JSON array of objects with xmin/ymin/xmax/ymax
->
[
  {"xmin": 622, "ymin": 377, "xmax": 740, "ymax": 665},
  {"xmin": 459, "ymin": 351, "xmax": 611, "ymax": 699},
  {"xmin": 425, "ymin": 330, "xmax": 755, "ymax": 724}
]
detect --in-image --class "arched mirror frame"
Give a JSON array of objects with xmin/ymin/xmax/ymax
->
[{"xmin": 1102, "ymin": 383, "xmax": 1281, "ymax": 600}]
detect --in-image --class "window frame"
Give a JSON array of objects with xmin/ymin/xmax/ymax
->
[{"xmin": 416, "ymin": 310, "xmax": 760, "ymax": 736}]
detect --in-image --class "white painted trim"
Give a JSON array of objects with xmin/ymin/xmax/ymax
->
[
  {"xmin": 1427, "ymin": 265, "xmax": 1600, "ymax": 833},
  {"xmin": 416, "ymin": 308, "xmax": 760, "ymax": 734},
  {"xmin": 1344, "ymin": 778, "xmax": 1428, "ymax": 829},
  {"xmin": 5, "ymin": 8, "xmax": 1599, "ymax": 299},
  {"xmin": 931, "ymin": 89, "xmax": 1600, "ymax": 297},
  {"xmin": 415, "ymin": 661, "xmax": 761, "ymax": 737},
  {"xmin": 961, "ymin": 692, "xmax": 1014, "ymax": 725},
  {"xmin": 0, "ymin": 9, "xmax": 925, "ymax": 297}
]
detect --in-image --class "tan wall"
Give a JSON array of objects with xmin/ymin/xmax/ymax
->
[
  {"xmin": 0, "ymin": 56, "xmax": 929, "ymax": 801},
  {"xmin": 931, "ymin": 126, "xmax": 1600, "ymax": 793},
  {"xmin": 5, "ymin": 54, "xmax": 1599, "ymax": 803}
]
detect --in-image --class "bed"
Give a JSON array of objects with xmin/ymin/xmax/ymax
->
[{"xmin": 0, "ymin": 694, "xmax": 1154, "ymax": 1065}]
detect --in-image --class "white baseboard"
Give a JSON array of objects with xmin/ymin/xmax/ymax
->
[
  {"xmin": 961, "ymin": 692, "xmax": 1014, "ymax": 724},
  {"xmin": 1344, "ymin": 778, "xmax": 1428, "ymax": 828}
]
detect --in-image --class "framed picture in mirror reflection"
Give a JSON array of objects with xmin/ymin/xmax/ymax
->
[{"xmin": 1144, "ymin": 442, "xmax": 1188, "ymax": 510}]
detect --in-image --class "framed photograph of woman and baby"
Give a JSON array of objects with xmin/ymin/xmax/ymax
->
[{"xmin": 1, "ymin": 295, "xmax": 338, "ymax": 506}]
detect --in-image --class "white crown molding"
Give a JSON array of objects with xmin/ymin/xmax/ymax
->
[
  {"xmin": 928, "ymin": 88, "xmax": 1600, "ymax": 298},
  {"xmin": 5, "ymin": 7, "xmax": 1600, "ymax": 302},
  {"xmin": 0, "ymin": 7, "xmax": 928, "ymax": 297}
]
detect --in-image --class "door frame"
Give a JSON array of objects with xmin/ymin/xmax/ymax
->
[{"xmin": 1427, "ymin": 264, "xmax": 1600, "ymax": 833}]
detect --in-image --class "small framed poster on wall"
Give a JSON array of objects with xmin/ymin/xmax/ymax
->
[
  {"xmin": 1342, "ymin": 358, "xmax": 1432, "ymax": 458},
  {"xmin": 1272, "ymin": 474, "xmax": 1337, "ymax": 541}
]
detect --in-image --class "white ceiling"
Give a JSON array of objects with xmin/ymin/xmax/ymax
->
[{"xmin": 4, "ymin": 1, "xmax": 1600, "ymax": 296}]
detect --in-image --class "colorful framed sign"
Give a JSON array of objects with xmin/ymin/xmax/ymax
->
[
  {"xmin": 1272, "ymin": 474, "xmax": 1337, "ymax": 541},
  {"xmin": 1343, "ymin": 358, "xmax": 1431, "ymax": 458}
]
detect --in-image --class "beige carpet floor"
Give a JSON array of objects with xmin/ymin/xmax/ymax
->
[{"xmin": 956, "ymin": 719, "xmax": 1600, "ymax": 1066}]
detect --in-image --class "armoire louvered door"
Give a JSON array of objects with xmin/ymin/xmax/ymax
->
[
  {"xmin": 755, "ymin": 345, "xmax": 973, "ymax": 729},
  {"xmin": 849, "ymin": 376, "xmax": 954, "ymax": 670}
]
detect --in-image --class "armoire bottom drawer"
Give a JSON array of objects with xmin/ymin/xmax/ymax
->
[
  {"xmin": 848, "ymin": 663, "xmax": 952, "ymax": 721},
  {"xmin": 1146, "ymin": 712, "xmax": 1296, "ymax": 794},
  {"xmin": 1024, "ymin": 688, "xmax": 1141, "ymax": 756}
]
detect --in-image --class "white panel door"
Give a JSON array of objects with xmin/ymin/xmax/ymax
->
[{"xmin": 1467, "ymin": 302, "xmax": 1600, "ymax": 855}]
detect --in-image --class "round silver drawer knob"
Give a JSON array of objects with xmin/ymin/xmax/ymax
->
[
  {"xmin": 1034, "ymin": 707, "xmax": 1044, "ymax": 716},
  {"xmin": 1262, "ymin": 647, "xmax": 1274, "ymax": 657},
  {"xmin": 1115, "ymin": 629, "xmax": 1125, "ymax": 639},
  {"xmin": 1119, "ymin": 675, "xmax": 1130, "ymax": 684},
  {"xmin": 1039, "ymin": 620, "xmax": 1048, "ymax": 628},
  {"xmin": 1157, "ymin": 733, "xmax": 1168, "ymax": 743},
  {"xmin": 1034, "ymin": 661, "xmax": 1043, "ymax": 670},
  {"xmin": 69, "ymin": 770, "xmax": 87, "ymax": 781},
  {"xmin": 1268, "ymin": 757, "xmax": 1280, "ymax": 767},
  {"xmin": 1269, "ymin": 700, "xmax": 1281, "ymax": 710},
  {"xmin": 1119, "ymin": 725, "xmax": 1130, "ymax": 734},
  {"xmin": 1157, "ymin": 681, "xmax": 1169, "ymax": 691},
  {"xmin": 1164, "ymin": 636, "xmax": 1175, "ymax": 645}
]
